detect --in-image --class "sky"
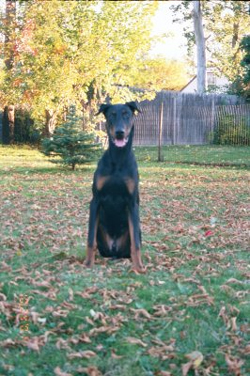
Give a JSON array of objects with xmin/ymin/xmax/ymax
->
[{"xmin": 150, "ymin": 1, "xmax": 188, "ymax": 61}]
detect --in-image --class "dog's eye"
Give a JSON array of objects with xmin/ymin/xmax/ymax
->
[{"xmin": 122, "ymin": 111, "xmax": 129, "ymax": 117}]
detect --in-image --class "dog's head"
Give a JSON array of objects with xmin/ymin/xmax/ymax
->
[{"xmin": 97, "ymin": 102, "xmax": 141, "ymax": 148}]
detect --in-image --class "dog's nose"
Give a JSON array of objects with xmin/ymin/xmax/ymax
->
[{"xmin": 115, "ymin": 130, "xmax": 125, "ymax": 139}]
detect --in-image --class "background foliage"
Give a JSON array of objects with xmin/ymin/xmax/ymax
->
[{"xmin": 170, "ymin": 0, "xmax": 250, "ymax": 85}]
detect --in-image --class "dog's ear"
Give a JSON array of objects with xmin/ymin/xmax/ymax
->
[
  {"xmin": 125, "ymin": 101, "xmax": 141, "ymax": 114},
  {"xmin": 96, "ymin": 104, "xmax": 111, "ymax": 116}
]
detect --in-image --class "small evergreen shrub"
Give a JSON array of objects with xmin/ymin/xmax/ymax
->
[{"xmin": 42, "ymin": 106, "xmax": 102, "ymax": 170}]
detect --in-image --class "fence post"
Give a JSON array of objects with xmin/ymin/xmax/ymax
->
[
  {"xmin": 158, "ymin": 101, "xmax": 164, "ymax": 162},
  {"xmin": 173, "ymin": 95, "xmax": 177, "ymax": 145},
  {"xmin": 210, "ymin": 97, "xmax": 215, "ymax": 143}
]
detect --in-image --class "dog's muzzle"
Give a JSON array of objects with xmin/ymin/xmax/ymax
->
[
  {"xmin": 114, "ymin": 137, "xmax": 128, "ymax": 147},
  {"xmin": 113, "ymin": 130, "xmax": 128, "ymax": 148}
]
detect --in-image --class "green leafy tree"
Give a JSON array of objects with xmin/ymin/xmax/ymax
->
[
  {"xmin": 238, "ymin": 35, "xmax": 250, "ymax": 99},
  {"xmin": 42, "ymin": 107, "xmax": 102, "ymax": 170},
  {"xmin": 171, "ymin": 1, "xmax": 250, "ymax": 85}
]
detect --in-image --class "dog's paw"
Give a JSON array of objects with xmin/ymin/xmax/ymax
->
[
  {"xmin": 130, "ymin": 264, "xmax": 146, "ymax": 274},
  {"xmin": 84, "ymin": 259, "xmax": 94, "ymax": 268}
]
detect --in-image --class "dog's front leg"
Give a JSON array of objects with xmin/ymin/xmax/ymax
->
[
  {"xmin": 85, "ymin": 198, "xmax": 99, "ymax": 268},
  {"xmin": 128, "ymin": 204, "xmax": 145, "ymax": 273}
]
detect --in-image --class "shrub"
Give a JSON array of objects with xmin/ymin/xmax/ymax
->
[
  {"xmin": 14, "ymin": 109, "xmax": 35, "ymax": 143},
  {"xmin": 213, "ymin": 114, "xmax": 250, "ymax": 145}
]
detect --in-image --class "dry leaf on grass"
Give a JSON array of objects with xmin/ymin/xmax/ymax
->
[
  {"xmin": 24, "ymin": 337, "xmax": 40, "ymax": 352},
  {"xmin": 0, "ymin": 292, "xmax": 7, "ymax": 301},
  {"xmin": 78, "ymin": 333, "xmax": 92, "ymax": 343},
  {"xmin": 225, "ymin": 354, "xmax": 245, "ymax": 376},
  {"xmin": 68, "ymin": 288, "xmax": 74, "ymax": 301},
  {"xmin": 130, "ymin": 308, "xmax": 151, "ymax": 319},
  {"xmin": 56, "ymin": 338, "xmax": 71, "ymax": 350},
  {"xmin": 67, "ymin": 350, "xmax": 97, "ymax": 359},
  {"xmin": 54, "ymin": 366, "xmax": 72, "ymax": 376},
  {"xmin": 231, "ymin": 317, "xmax": 238, "ymax": 331},
  {"xmin": 153, "ymin": 305, "xmax": 172, "ymax": 317},
  {"xmin": 52, "ymin": 309, "xmax": 69, "ymax": 318},
  {"xmin": 76, "ymin": 366, "xmax": 102, "ymax": 376},
  {"xmin": 0, "ymin": 338, "xmax": 16, "ymax": 347},
  {"xmin": 126, "ymin": 337, "xmax": 147, "ymax": 347},
  {"xmin": 182, "ymin": 351, "xmax": 204, "ymax": 376},
  {"xmin": 111, "ymin": 349, "xmax": 123, "ymax": 359},
  {"xmin": 89, "ymin": 325, "xmax": 120, "ymax": 336},
  {"xmin": 148, "ymin": 345, "xmax": 175, "ymax": 358}
]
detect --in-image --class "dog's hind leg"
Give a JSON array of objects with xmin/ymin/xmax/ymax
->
[
  {"xmin": 128, "ymin": 205, "xmax": 144, "ymax": 273},
  {"xmin": 85, "ymin": 199, "xmax": 99, "ymax": 268}
]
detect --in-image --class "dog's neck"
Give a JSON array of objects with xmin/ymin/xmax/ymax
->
[{"xmin": 108, "ymin": 126, "xmax": 134, "ymax": 167}]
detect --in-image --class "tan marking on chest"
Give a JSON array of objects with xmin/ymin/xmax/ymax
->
[
  {"xmin": 96, "ymin": 176, "xmax": 110, "ymax": 191},
  {"xmin": 125, "ymin": 178, "xmax": 135, "ymax": 195}
]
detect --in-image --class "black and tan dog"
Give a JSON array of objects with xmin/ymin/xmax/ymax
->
[{"xmin": 85, "ymin": 102, "xmax": 144, "ymax": 272}]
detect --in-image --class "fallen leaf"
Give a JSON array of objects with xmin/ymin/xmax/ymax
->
[
  {"xmin": 126, "ymin": 337, "xmax": 147, "ymax": 347},
  {"xmin": 185, "ymin": 350, "xmax": 204, "ymax": 369},
  {"xmin": 130, "ymin": 308, "xmax": 151, "ymax": 319},
  {"xmin": 68, "ymin": 288, "xmax": 74, "ymax": 301},
  {"xmin": 76, "ymin": 366, "xmax": 102, "ymax": 376},
  {"xmin": 148, "ymin": 345, "xmax": 175, "ymax": 358},
  {"xmin": 231, "ymin": 317, "xmax": 238, "ymax": 331},
  {"xmin": 182, "ymin": 361, "xmax": 193, "ymax": 376},
  {"xmin": 67, "ymin": 350, "xmax": 97, "ymax": 359},
  {"xmin": 182, "ymin": 350, "xmax": 204, "ymax": 375},
  {"xmin": 0, "ymin": 338, "xmax": 16, "ymax": 347},
  {"xmin": 78, "ymin": 333, "xmax": 92, "ymax": 343},
  {"xmin": 54, "ymin": 366, "xmax": 72, "ymax": 376},
  {"xmin": 25, "ymin": 337, "xmax": 40, "ymax": 352},
  {"xmin": 89, "ymin": 325, "xmax": 120, "ymax": 336},
  {"xmin": 56, "ymin": 338, "xmax": 70, "ymax": 350},
  {"xmin": 225, "ymin": 354, "xmax": 244, "ymax": 376},
  {"xmin": 111, "ymin": 349, "xmax": 123, "ymax": 359},
  {"xmin": 0, "ymin": 293, "xmax": 7, "ymax": 301}
]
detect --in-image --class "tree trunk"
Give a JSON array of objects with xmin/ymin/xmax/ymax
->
[
  {"xmin": 232, "ymin": 22, "xmax": 239, "ymax": 49},
  {"xmin": 3, "ymin": 1, "xmax": 16, "ymax": 144},
  {"xmin": 44, "ymin": 109, "xmax": 56, "ymax": 137},
  {"xmin": 3, "ymin": 105, "xmax": 15, "ymax": 144},
  {"xmin": 192, "ymin": 1, "xmax": 207, "ymax": 94}
]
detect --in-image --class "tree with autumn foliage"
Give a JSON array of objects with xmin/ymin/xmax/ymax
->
[
  {"xmin": 0, "ymin": 0, "xmax": 158, "ymax": 137},
  {"xmin": 129, "ymin": 57, "xmax": 189, "ymax": 91}
]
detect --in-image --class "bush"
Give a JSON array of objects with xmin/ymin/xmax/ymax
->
[
  {"xmin": 41, "ymin": 106, "xmax": 102, "ymax": 170},
  {"xmin": 2, "ymin": 107, "xmax": 40, "ymax": 144},
  {"xmin": 14, "ymin": 109, "xmax": 35, "ymax": 143},
  {"xmin": 213, "ymin": 114, "xmax": 250, "ymax": 146}
]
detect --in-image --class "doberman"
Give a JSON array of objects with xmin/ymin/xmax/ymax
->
[{"xmin": 85, "ymin": 102, "xmax": 144, "ymax": 273}]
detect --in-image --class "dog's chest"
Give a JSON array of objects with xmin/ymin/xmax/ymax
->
[{"xmin": 99, "ymin": 173, "xmax": 132, "ymax": 196}]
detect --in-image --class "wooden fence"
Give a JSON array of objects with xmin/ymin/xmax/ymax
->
[{"xmin": 132, "ymin": 91, "xmax": 249, "ymax": 146}]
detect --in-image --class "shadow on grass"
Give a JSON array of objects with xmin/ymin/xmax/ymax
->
[{"xmin": 0, "ymin": 163, "xmax": 97, "ymax": 176}]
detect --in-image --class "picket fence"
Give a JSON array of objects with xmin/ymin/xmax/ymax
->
[{"xmin": 131, "ymin": 91, "xmax": 249, "ymax": 146}]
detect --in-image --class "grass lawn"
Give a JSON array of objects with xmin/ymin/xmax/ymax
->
[{"xmin": 0, "ymin": 144, "xmax": 249, "ymax": 376}]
